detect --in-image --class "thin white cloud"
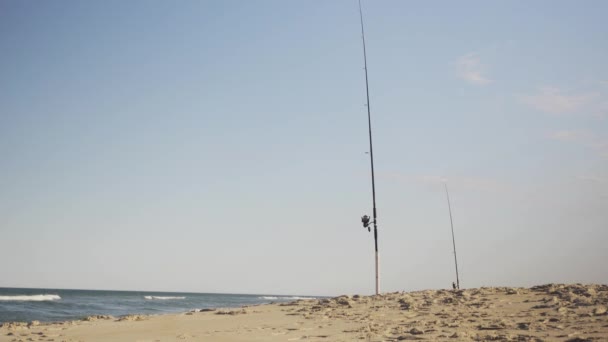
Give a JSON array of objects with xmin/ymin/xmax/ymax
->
[
  {"xmin": 456, "ymin": 53, "xmax": 492, "ymax": 85},
  {"xmin": 521, "ymin": 87, "xmax": 598, "ymax": 114},
  {"xmin": 547, "ymin": 129, "xmax": 608, "ymax": 158}
]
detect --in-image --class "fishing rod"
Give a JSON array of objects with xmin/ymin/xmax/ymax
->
[
  {"xmin": 444, "ymin": 182, "xmax": 460, "ymax": 290},
  {"xmin": 357, "ymin": 0, "xmax": 380, "ymax": 295}
]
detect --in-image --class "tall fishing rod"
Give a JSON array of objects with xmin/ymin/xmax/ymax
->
[
  {"xmin": 357, "ymin": 0, "xmax": 380, "ymax": 295},
  {"xmin": 444, "ymin": 182, "xmax": 460, "ymax": 290}
]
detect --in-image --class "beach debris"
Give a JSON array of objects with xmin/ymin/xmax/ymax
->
[
  {"xmin": 215, "ymin": 309, "xmax": 247, "ymax": 315},
  {"xmin": 117, "ymin": 314, "xmax": 147, "ymax": 321},
  {"xmin": 594, "ymin": 306, "xmax": 607, "ymax": 315},
  {"xmin": 409, "ymin": 327, "xmax": 424, "ymax": 335},
  {"xmin": 0, "ymin": 322, "xmax": 29, "ymax": 331},
  {"xmin": 82, "ymin": 315, "xmax": 114, "ymax": 322},
  {"xmin": 190, "ymin": 308, "xmax": 216, "ymax": 313},
  {"xmin": 334, "ymin": 295, "xmax": 353, "ymax": 307},
  {"xmin": 398, "ymin": 298, "xmax": 415, "ymax": 310},
  {"xmin": 506, "ymin": 288, "xmax": 519, "ymax": 295},
  {"xmin": 449, "ymin": 331, "xmax": 468, "ymax": 338}
]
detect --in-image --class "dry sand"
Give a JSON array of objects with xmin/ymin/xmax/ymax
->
[{"xmin": 1, "ymin": 284, "xmax": 607, "ymax": 341}]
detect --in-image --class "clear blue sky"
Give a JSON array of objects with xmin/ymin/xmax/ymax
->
[{"xmin": 1, "ymin": 0, "xmax": 607, "ymax": 296}]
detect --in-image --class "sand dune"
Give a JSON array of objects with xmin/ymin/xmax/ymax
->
[{"xmin": 1, "ymin": 283, "xmax": 607, "ymax": 341}]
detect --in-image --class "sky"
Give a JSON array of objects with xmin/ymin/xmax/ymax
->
[{"xmin": 1, "ymin": 0, "xmax": 607, "ymax": 296}]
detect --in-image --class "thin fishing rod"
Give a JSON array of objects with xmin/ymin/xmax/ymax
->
[
  {"xmin": 358, "ymin": 0, "xmax": 379, "ymax": 295},
  {"xmin": 444, "ymin": 183, "xmax": 460, "ymax": 290}
]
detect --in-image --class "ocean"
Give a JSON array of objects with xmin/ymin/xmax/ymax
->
[{"xmin": 0, "ymin": 287, "xmax": 316, "ymax": 323}]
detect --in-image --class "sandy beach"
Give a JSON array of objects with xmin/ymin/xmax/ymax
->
[{"xmin": 1, "ymin": 284, "xmax": 607, "ymax": 341}]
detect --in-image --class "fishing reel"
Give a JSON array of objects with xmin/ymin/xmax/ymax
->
[{"xmin": 361, "ymin": 215, "xmax": 372, "ymax": 232}]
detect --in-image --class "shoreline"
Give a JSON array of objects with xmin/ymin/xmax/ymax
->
[
  {"xmin": 0, "ymin": 290, "xmax": 320, "ymax": 325},
  {"xmin": 1, "ymin": 284, "xmax": 607, "ymax": 341}
]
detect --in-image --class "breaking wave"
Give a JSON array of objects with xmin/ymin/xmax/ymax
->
[
  {"xmin": 0, "ymin": 294, "xmax": 61, "ymax": 302},
  {"xmin": 143, "ymin": 296, "xmax": 185, "ymax": 300}
]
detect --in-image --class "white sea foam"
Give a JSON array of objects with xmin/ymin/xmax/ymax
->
[
  {"xmin": 143, "ymin": 296, "xmax": 186, "ymax": 300},
  {"xmin": 285, "ymin": 296, "xmax": 316, "ymax": 300},
  {"xmin": 0, "ymin": 294, "xmax": 61, "ymax": 301},
  {"xmin": 259, "ymin": 296, "xmax": 278, "ymax": 300}
]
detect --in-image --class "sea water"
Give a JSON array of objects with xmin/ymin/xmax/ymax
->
[{"xmin": 0, "ymin": 287, "xmax": 315, "ymax": 323}]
